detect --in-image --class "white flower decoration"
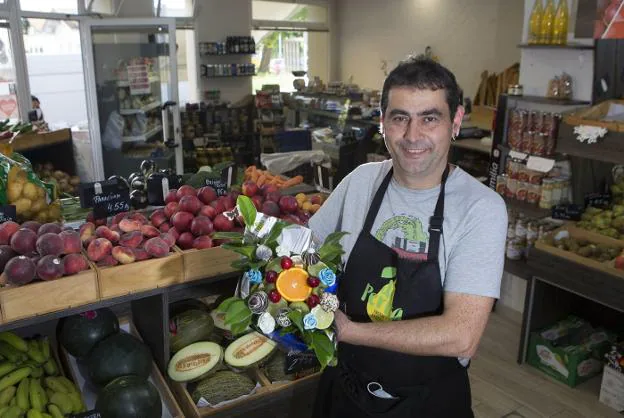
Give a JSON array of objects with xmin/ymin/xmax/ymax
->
[{"xmin": 275, "ymin": 245, "xmax": 291, "ymax": 257}]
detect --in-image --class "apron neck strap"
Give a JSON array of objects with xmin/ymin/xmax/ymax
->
[
  {"xmin": 427, "ymin": 164, "xmax": 450, "ymax": 260},
  {"xmin": 362, "ymin": 167, "xmax": 394, "ymax": 233}
]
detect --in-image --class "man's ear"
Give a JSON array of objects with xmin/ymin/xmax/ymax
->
[{"xmin": 452, "ymin": 105, "xmax": 465, "ymax": 136}]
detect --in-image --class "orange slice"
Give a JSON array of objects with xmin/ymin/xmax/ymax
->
[{"xmin": 276, "ymin": 267, "xmax": 312, "ymax": 302}]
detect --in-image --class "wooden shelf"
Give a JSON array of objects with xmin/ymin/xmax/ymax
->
[
  {"xmin": 517, "ymin": 43, "xmax": 594, "ymax": 50},
  {"xmin": 11, "ymin": 128, "xmax": 71, "ymax": 152},
  {"xmin": 504, "ymin": 196, "xmax": 552, "ymax": 219},
  {"xmin": 505, "ymin": 258, "xmax": 533, "ymax": 280},
  {"xmin": 507, "ymin": 95, "xmax": 591, "ymax": 106},
  {"xmin": 202, "ymin": 73, "xmax": 256, "ymax": 78},
  {"xmin": 452, "ymin": 138, "xmax": 492, "ymax": 155},
  {"xmin": 200, "ymin": 52, "xmax": 254, "ymax": 57}
]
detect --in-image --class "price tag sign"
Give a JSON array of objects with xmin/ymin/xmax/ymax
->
[
  {"xmin": 285, "ymin": 350, "xmax": 320, "ymax": 374},
  {"xmin": 205, "ymin": 164, "xmax": 237, "ymax": 196},
  {"xmin": 585, "ymin": 192, "xmax": 612, "ymax": 209},
  {"xmin": 0, "ymin": 205, "xmax": 16, "ymax": 223},
  {"xmin": 551, "ymin": 204, "xmax": 584, "ymax": 221},
  {"xmin": 92, "ymin": 191, "xmax": 131, "ymax": 220},
  {"xmin": 70, "ymin": 411, "xmax": 101, "ymax": 418},
  {"xmin": 205, "ymin": 178, "xmax": 228, "ymax": 196}
]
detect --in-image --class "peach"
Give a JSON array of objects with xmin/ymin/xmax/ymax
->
[
  {"xmin": 87, "ymin": 238, "xmax": 113, "ymax": 262},
  {"xmin": 112, "ymin": 246, "xmax": 136, "ymax": 264},
  {"xmin": 128, "ymin": 212, "xmax": 148, "ymax": 224},
  {"xmin": 141, "ymin": 224, "xmax": 160, "ymax": 238},
  {"xmin": 159, "ymin": 222, "xmax": 171, "ymax": 233},
  {"xmin": 10, "ymin": 228, "xmax": 37, "ymax": 255},
  {"xmin": 86, "ymin": 211, "xmax": 106, "ymax": 227},
  {"xmin": 213, "ymin": 214, "xmax": 234, "ymax": 232},
  {"xmin": 168, "ymin": 227, "xmax": 180, "ymax": 242},
  {"xmin": 119, "ymin": 231, "xmax": 143, "ymax": 248},
  {"xmin": 209, "ymin": 200, "xmax": 226, "ymax": 215},
  {"xmin": 144, "ymin": 237, "xmax": 169, "ymax": 258},
  {"xmin": 60, "ymin": 230, "xmax": 82, "ymax": 254},
  {"xmin": 111, "ymin": 212, "xmax": 128, "ymax": 226},
  {"xmin": 110, "ymin": 224, "xmax": 122, "ymax": 234},
  {"xmin": 5, "ymin": 256, "xmax": 35, "ymax": 285},
  {"xmin": 119, "ymin": 218, "xmax": 141, "ymax": 233},
  {"xmin": 242, "ymin": 181, "xmax": 259, "ymax": 197},
  {"xmin": 63, "ymin": 253, "xmax": 89, "ymax": 275},
  {"xmin": 221, "ymin": 195, "xmax": 236, "ymax": 211},
  {"xmin": 36, "ymin": 255, "xmax": 64, "ymax": 281},
  {"xmin": 197, "ymin": 186, "xmax": 217, "ymax": 205},
  {"xmin": 96, "ymin": 255, "xmax": 118, "ymax": 268},
  {"xmin": 96, "ymin": 226, "xmax": 120, "ymax": 243},
  {"xmin": 38, "ymin": 223, "xmax": 62, "ymax": 236},
  {"xmin": 193, "ymin": 235, "xmax": 214, "ymax": 249},
  {"xmin": 79, "ymin": 222, "xmax": 96, "ymax": 243},
  {"xmin": 36, "ymin": 233, "xmax": 64, "ymax": 257},
  {"xmin": 0, "ymin": 245, "xmax": 16, "ymax": 272},
  {"xmin": 171, "ymin": 211, "xmax": 194, "ymax": 232},
  {"xmin": 199, "ymin": 205, "xmax": 216, "ymax": 219},
  {"xmin": 164, "ymin": 202, "xmax": 179, "ymax": 219},
  {"xmin": 176, "ymin": 185, "xmax": 196, "ymax": 200},
  {"xmin": 179, "ymin": 195, "xmax": 202, "ymax": 215},
  {"xmin": 190, "ymin": 216, "xmax": 214, "ymax": 237},
  {"xmin": 133, "ymin": 247, "xmax": 150, "ymax": 261},
  {"xmin": 164, "ymin": 189, "xmax": 178, "ymax": 204},
  {"xmin": 160, "ymin": 233, "xmax": 176, "ymax": 248},
  {"xmin": 0, "ymin": 221, "xmax": 20, "ymax": 245},
  {"xmin": 83, "ymin": 236, "xmax": 94, "ymax": 249},
  {"xmin": 310, "ymin": 194, "xmax": 323, "ymax": 205},
  {"xmin": 150, "ymin": 209, "xmax": 168, "ymax": 227},
  {"xmin": 177, "ymin": 232, "xmax": 194, "ymax": 250},
  {"xmin": 21, "ymin": 221, "xmax": 41, "ymax": 234}
]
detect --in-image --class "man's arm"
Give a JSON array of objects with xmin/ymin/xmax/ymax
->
[{"xmin": 335, "ymin": 292, "xmax": 493, "ymax": 358}]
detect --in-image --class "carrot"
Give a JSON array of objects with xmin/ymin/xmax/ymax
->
[
  {"xmin": 257, "ymin": 174, "xmax": 267, "ymax": 187},
  {"xmin": 250, "ymin": 170, "xmax": 260, "ymax": 182},
  {"xmin": 245, "ymin": 165, "xmax": 256, "ymax": 175},
  {"xmin": 282, "ymin": 176, "xmax": 303, "ymax": 188}
]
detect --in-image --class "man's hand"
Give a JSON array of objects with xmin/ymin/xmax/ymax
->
[{"xmin": 334, "ymin": 309, "xmax": 355, "ymax": 342}]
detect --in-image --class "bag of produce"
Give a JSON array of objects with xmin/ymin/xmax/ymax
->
[{"xmin": 0, "ymin": 151, "xmax": 61, "ymax": 222}]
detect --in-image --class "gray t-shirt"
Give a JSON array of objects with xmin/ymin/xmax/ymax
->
[{"xmin": 309, "ymin": 160, "xmax": 508, "ymax": 299}]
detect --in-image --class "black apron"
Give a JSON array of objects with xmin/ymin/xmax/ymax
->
[{"xmin": 313, "ymin": 165, "xmax": 474, "ymax": 418}]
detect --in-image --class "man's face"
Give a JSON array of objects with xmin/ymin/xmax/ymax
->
[{"xmin": 381, "ymin": 87, "xmax": 463, "ymax": 187}]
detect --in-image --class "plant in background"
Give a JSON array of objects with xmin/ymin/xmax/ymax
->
[{"xmin": 212, "ymin": 195, "xmax": 346, "ymax": 369}]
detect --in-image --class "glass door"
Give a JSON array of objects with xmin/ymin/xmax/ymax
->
[
  {"xmin": 0, "ymin": 19, "xmax": 20, "ymax": 120},
  {"xmin": 81, "ymin": 18, "xmax": 182, "ymax": 180}
]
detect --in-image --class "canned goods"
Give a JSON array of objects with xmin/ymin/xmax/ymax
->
[
  {"xmin": 521, "ymin": 131, "xmax": 534, "ymax": 154},
  {"xmin": 540, "ymin": 178, "xmax": 555, "ymax": 209},
  {"xmin": 506, "ymin": 178, "xmax": 518, "ymax": 199},
  {"xmin": 496, "ymin": 174, "xmax": 507, "ymax": 196},
  {"xmin": 531, "ymin": 132, "xmax": 546, "ymax": 156},
  {"xmin": 527, "ymin": 184, "xmax": 541, "ymax": 205},
  {"xmin": 516, "ymin": 182, "xmax": 529, "ymax": 202}
]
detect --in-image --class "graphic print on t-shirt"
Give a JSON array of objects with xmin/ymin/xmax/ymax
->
[{"xmin": 374, "ymin": 215, "xmax": 429, "ymax": 261}]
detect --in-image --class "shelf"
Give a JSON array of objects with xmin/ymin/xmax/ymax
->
[
  {"xmin": 116, "ymin": 75, "xmax": 160, "ymax": 87},
  {"xmin": 451, "ymin": 138, "xmax": 492, "ymax": 155},
  {"xmin": 121, "ymin": 125, "xmax": 162, "ymax": 143},
  {"xmin": 517, "ymin": 43, "xmax": 594, "ymax": 50},
  {"xmin": 504, "ymin": 196, "xmax": 552, "ymax": 219},
  {"xmin": 119, "ymin": 101, "xmax": 161, "ymax": 115},
  {"xmin": 11, "ymin": 129, "xmax": 72, "ymax": 152},
  {"xmin": 504, "ymin": 258, "xmax": 533, "ymax": 280},
  {"xmin": 295, "ymin": 106, "xmax": 380, "ymax": 126},
  {"xmin": 202, "ymin": 73, "xmax": 256, "ymax": 78},
  {"xmin": 200, "ymin": 52, "xmax": 254, "ymax": 57},
  {"xmin": 507, "ymin": 95, "xmax": 591, "ymax": 106}
]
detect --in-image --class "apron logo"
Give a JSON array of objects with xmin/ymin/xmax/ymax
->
[{"xmin": 360, "ymin": 266, "xmax": 403, "ymax": 322}]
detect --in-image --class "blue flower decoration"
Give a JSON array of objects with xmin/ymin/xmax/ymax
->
[
  {"xmin": 319, "ymin": 268, "xmax": 336, "ymax": 287},
  {"xmin": 245, "ymin": 269, "xmax": 262, "ymax": 285},
  {"xmin": 303, "ymin": 312, "xmax": 318, "ymax": 330}
]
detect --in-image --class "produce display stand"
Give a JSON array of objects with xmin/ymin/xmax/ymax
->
[
  {"xmin": 180, "ymin": 246, "xmax": 240, "ymax": 282},
  {"xmin": 8, "ymin": 129, "xmax": 79, "ymax": 179}
]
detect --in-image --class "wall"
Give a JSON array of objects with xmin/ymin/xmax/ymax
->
[{"xmin": 335, "ymin": 0, "xmax": 524, "ymax": 97}]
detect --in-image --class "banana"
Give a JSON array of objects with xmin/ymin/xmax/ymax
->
[
  {"xmin": 3, "ymin": 406, "xmax": 23, "ymax": 418},
  {"xmin": 43, "ymin": 378, "xmax": 66, "ymax": 394},
  {"xmin": 0, "ymin": 363, "xmax": 16, "ymax": 380},
  {"xmin": 8, "ymin": 395, "xmax": 15, "ymax": 406},
  {"xmin": 47, "ymin": 404, "xmax": 63, "ymax": 418},
  {"xmin": 44, "ymin": 389, "xmax": 53, "ymax": 401},
  {"xmin": 50, "ymin": 392, "xmax": 72, "ymax": 415},
  {"xmin": 0, "ymin": 406, "xmax": 8, "ymax": 416},
  {"xmin": 0, "ymin": 386, "xmax": 16, "ymax": 406},
  {"xmin": 0, "ymin": 367, "xmax": 32, "ymax": 392},
  {"xmin": 55, "ymin": 377, "xmax": 77, "ymax": 394},
  {"xmin": 29, "ymin": 367, "xmax": 42, "ymax": 379},
  {"xmin": 0, "ymin": 343, "xmax": 23, "ymax": 364},
  {"xmin": 16, "ymin": 377, "xmax": 29, "ymax": 410},
  {"xmin": 27, "ymin": 410, "xmax": 44, "ymax": 418},
  {"xmin": 0, "ymin": 333, "xmax": 28, "ymax": 353},
  {"xmin": 67, "ymin": 391, "xmax": 83, "ymax": 414},
  {"xmin": 42, "ymin": 360, "xmax": 57, "ymax": 377},
  {"xmin": 29, "ymin": 379, "xmax": 43, "ymax": 412},
  {"xmin": 26, "ymin": 341, "xmax": 45, "ymax": 365},
  {"xmin": 38, "ymin": 339, "xmax": 50, "ymax": 362},
  {"xmin": 41, "ymin": 414, "xmax": 53, "ymax": 418}
]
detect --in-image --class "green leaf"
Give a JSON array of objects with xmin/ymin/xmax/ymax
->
[
  {"xmin": 212, "ymin": 231, "xmax": 244, "ymax": 241},
  {"xmin": 287, "ymin": 310, "xmax": 304, "ymax": 334},
  {"xmin": 237, "ymin": 195, "xmax": 257, "ymax": 227},
  {"xmin": 309, "ymin": 332, "xmax": 335, "ymax": 370},
  {"xmin": 381, "ymin": 266, "xmax": 397, "ymax": 279},
  {"xmin": 323, "ymin": 231, "xmax": 349, "ymax": 247},
  {"xmin": 231, "ymin": 259, "xmax": 249, "ymax": 270},
  {"xmin": 217, "ymin": 296, "xmax": 242, "ymax": 313},
  {"xmin": 318, "ymin": 244, "xmax": 344, "ymax": 263},
  {"xmin": 225, "ymin": 300, "xmax": 252, "ymax": 326},
  {"xmin": 230, "ymin": 318, "xmax": 251, "ymax": 336},
  {"xmin": 222, "ymin": 244, "xmax": 256, "ymax": 260}
]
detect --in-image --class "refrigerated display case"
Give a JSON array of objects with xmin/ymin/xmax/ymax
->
[{"xmin": 81, "ymin": 18, "xmax": 182, "ymax": 180}]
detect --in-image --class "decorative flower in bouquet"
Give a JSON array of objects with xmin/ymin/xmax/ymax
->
[{"xmin": 212, "ymin": 196, "xmax": 347, "ymax": 369}]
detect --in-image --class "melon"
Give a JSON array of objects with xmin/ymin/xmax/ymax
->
[
  {"xmin": 210, "ymin": 309, "xmax": 232, "ymax": 332},
  {"xmin": 167, "ymin": 342, "xmax": 223, "ymax": 382},
  {"xmin": 96, "ymin": 375, "xmax": 162, "ymax": 418},
  {"xmin": 191, "ymin": 370, "xmax": 256, "ymax": 406},
  {"xmin": 262, "ymin": 353, "xmax": 295, "ymax": 383},
  {"xmin": 170, "ymin": 309, "xmax": 215, "ymax": 353},
  {"xmin": 57, "ymin": 308, "xmax": 119, "ymax": 358},
  {"xmin": 85, "ymin": 332, "xmax": 153, "ymax": 386},
  {"xmin": 170, "ymin": 298, "xmax": 209, "ymax": 318},
  {"xmin": 224, "ymin": 332, "xmax": 277, "ymax": 369}
]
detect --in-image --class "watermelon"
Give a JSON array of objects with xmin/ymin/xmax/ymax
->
[
  {"xmin": 85, "ymin": 332, "xmax": 153, "ymax": 386},
  {"xmin": 224, "ymin": 332, "xmax": 277, "ymax": 369},
  {"xmin": 57, "ymin": 308, "xmax": 120, "ymax": 358},
  {"xmin": 167, "ymin": 341, "xmax": 223, "ymax": 382},
  {"xmin": 96, "ymin": 375, "xmax": 162, "ymax": 418},
  {"xmin": 169, "ymin": 309, "xmax": 214, "ymax": 353}
]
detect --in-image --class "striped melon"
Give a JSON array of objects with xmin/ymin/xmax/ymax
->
[
  {"xmin": 167, "ymin": 342, "xmax": 223, "ymax": 382},
  {"xmin": 262, "ymin": 353, "xmax": 295, "ymax": 383},
  {"xmin": 224, "ymin": 332, "xmax": 277, "ymax": 369},
  {"xmin": 169, "ymin": 309, "xmax": 214, "ymax": 353},
  {"xmin": 192, "ymin": 370, "xmax": 256, "ymax": 406}
]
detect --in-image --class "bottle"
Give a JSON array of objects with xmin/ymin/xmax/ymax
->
[
  {"xmin": 529, "ymin": 0, "xmax": 543, "ymax": 44},
  {"xmin": 540, "ymin": 0, "xmax": 556, "ymax": 44},
  {"xmin": 553, "ymin": 0, "xmax": 569, "ymax": 45},
  {"xmin": 250, "ymin": 37, "xmax": 256, "ymax": 54}
]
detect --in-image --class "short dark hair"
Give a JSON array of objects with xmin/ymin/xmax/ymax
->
[{"xmin": 380, "ymin": 56, "xmax": 463, "ymax": 119}]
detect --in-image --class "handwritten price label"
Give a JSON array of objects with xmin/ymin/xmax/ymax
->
[
  {"xmin": 0, "ymin": 205, "xmax": 16, "ymax": 223},
  {"xmin": 93, "ymin": 191, "xmax": 131, "ymax": 219}
]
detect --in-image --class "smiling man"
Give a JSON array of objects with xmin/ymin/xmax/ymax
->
[{"xmin": 309, "ymin": 57, "xmax": 508, "ymax": 417}]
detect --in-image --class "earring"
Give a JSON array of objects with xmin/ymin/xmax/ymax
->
[{"xmin": 451, "ymin": 134, "xmax": 457, "ymax": 142}]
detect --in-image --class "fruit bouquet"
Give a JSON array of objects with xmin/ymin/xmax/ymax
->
[{"xmin": 212, "ymin": 195, "xmax": 346, "ymax": 369}]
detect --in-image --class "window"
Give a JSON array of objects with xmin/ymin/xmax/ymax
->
[
  {"xmin": 83, "ymin": 0, "xmax": 115, "ymax": 15},
  {"xmin": 0, "ymin": 20, "xmax": 20, "ymax": 120},
  {"xmin": 176, "ymin": 28, "xmax": 198, "ymax": 104},
  {"xmin": 252, "ymin": 1, "xmax": 327, "ymax": 23},
  {"xmin": 154, "ymin": 0, "xmax": 193, "ymax": 17},
  {"xmin": 19, "ymin": 0, "xmax": 78, "ymax": 14}
]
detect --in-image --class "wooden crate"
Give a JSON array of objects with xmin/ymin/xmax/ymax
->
[
  {"xmin": 181, "ymin": 246, "xmax": 240, "ymax": 283},
  {"xmin": 0, "ymin": 264, "xmax": 99, "ymax": 323},
  {"xmin": 535, "ymin": 226, "xmax": 624, "ymax": 280},
  {"xmin": 96, "ymin": 251, "xmax": 184, "ymax": 299},
  {"xmin": 10, "ymin": 128, "xmax": 72, "ymax": 152},
  {"xmin": 59, "ymin": 319, "xmax": 184, "ymax": 418}
]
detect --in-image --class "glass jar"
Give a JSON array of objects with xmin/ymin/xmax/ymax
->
[{"xmin": 540, "ymin": 178, "xmax": 555, "ymax": 209}]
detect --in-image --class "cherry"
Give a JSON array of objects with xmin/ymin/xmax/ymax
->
[
  {"xmin": 269, "ymin": 290, "xmax": 282, "ymax": 303},
  {"xmin": 307, "ymin": 276, "xmax": 320, "ymax": 288},
  {"xmin": 306, "ymin": 294, "xmax": 320, "ymax": 308},
  {"xmin": 281, "ymin": 256, "xmax": 293, "ymax": 270},
  {"xmin": 265, "ymin": 270, "xmax": 278, "ymax": 283}
]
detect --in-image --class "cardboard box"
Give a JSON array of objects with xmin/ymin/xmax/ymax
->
[
  {"xmin": 527, "ymin": 316, "xmax": 615, "ymax": 387},
  {"xmin": 600, "ymin": 366, "xmax": 624, "ymax": 412}
]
